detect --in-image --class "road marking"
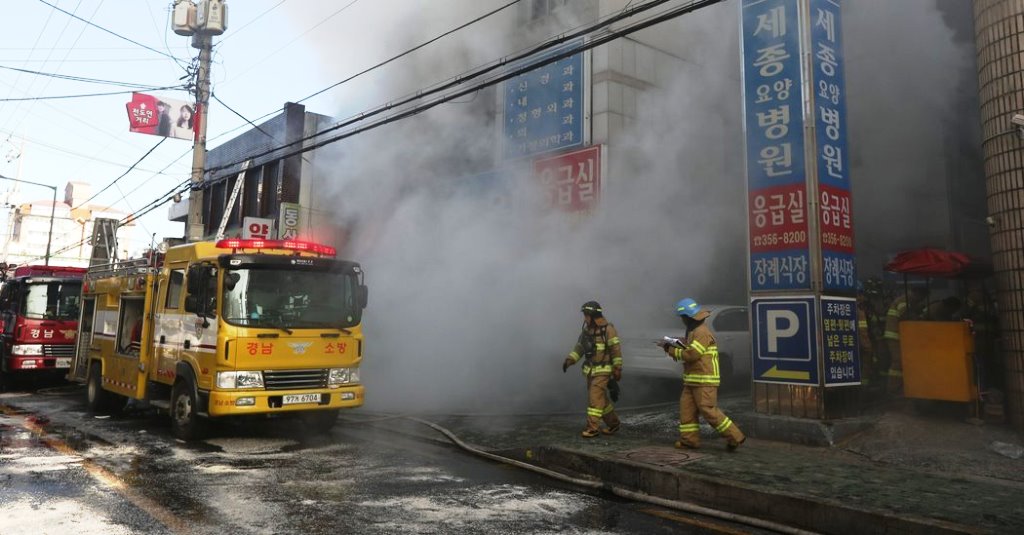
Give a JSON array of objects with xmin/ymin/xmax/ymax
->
[
  {"xmin": 761, "ymin": 365, "xmax": 811, "ymax": 381},
  {"xmin": 639, "ymin": 507, "xmax": 753, "ymax": 534},
  {"xmin": 2, "ymin": 405, "xmax": 189, "ymax": 535}
]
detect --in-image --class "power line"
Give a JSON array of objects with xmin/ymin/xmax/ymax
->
[
  {"xmin": 71, "ymin": 138, "xmax": 168, "ymax": 211},
  {"xmin": 295, "ymin": 0, "xmax": 521, "ymax": 105},
  {"xmin": 14, "ymin": 175, "xmax": 192, "ymax": 265},
  {"xmin": 19, "ymin": 0, "xmax": 724, "ymax": 263},
  {"xmin": 0, "ymin": 64, "xmax": 173, "ymax": 89},
  {"xmin": 220, "ymin": 0, "xmax": 362, "ymax": 85},
  {"xmin": 36, "ymin": 0, "xmax": 182, "ymax": 62},
  {"xmin": 205, "ymin": 0, "xmax": 522, "ymax": 145},
  {"xmin": 0, "ymin": 0, "xmax": 85, "ymax": 141},
  {"xmin": 211, "ymin": 92, "xmax": 313, "ymax": 166},
  {"xmin": 208, "ymin": 0, "xmax": 694, "ymax": 176},
  {"xmin": 0, "ymin": 58, "xmax": 176, "ymax": 63},
  {"xmin": 0, "ymin": 85, "xmax": 185, "ymax": 102},
  {"xmin": 218, "ymin": 0, "xmax": 288, "ymax": 43},
  {"xmin": 119, "ymin": 178, "xmax": 192, "ymax": 227},
  {"xmin": 0, "ymin": 130, "xmax": 184, "ymax": 174}
]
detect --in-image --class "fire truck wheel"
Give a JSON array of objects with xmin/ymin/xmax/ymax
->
[
  {"xmin": 300, "ymin": 409, "xmax": 339, "ymax": 433},
  {"xmin": 170, "ymin": 379, "xmax": 207, "ymax": 441},
  {"xmin": 87, "ymin": 362, "xmax": 111, "ymax": 413}
]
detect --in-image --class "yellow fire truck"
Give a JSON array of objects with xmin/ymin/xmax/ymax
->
[{"xmin": 70, "ymin": 238, "xmax": 367, "ymax": 440}]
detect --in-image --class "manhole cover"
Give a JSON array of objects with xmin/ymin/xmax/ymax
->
[{"xmin": 617, "ymin": 447, "xmax": 707, "ymax": 468}]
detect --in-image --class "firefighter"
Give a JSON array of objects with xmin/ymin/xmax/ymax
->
[
  {"xmin": 562, "ymin": 301, "xmax": 623, "ymax": 438},
  {"xmin": 659, "ymin": 298, "xmax": 745, "ymax": 451},
  {"xmin": 922, "ymin": 296, "xmax": 962, "ymax": 321},
  {"xmin": 856, "ymin": 285, "xmax": 877, "ymax": 388},
  {"xmin": 883, "ymin": 285, "xmax": 928, "ymax": 395}
]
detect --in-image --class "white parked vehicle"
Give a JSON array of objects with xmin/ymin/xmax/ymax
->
[{"xmin": 621, "ymin": 305, "xmax": 751, "ymax": 385}]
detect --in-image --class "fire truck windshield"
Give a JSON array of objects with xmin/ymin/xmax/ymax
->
[
  {"xmin": 221, "ymin": 268, "xmax": 362, "ymax": 330},
  {"xmin": 21, "ymin": 280, "xmax": 82, "ymax": 320}
]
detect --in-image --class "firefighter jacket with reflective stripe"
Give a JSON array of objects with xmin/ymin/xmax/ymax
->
[
  {"xmin": 669, "ymin": 323, "xmax": 720, "ymax": 386},
  {"xmin": 884, "ymin": 296, "xmax": 910, "ymax": 341},
  {"xmin": 857, "ymin": 306, "xmax": 873, "ymax": 353},
  {"xmin": 567, "ymin": 318, "xmax": 623, "ymax": 376}
]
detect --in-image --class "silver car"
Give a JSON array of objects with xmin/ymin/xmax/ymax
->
[{"xmin": 621, "ymin": 305, "xmax": 751, "ymax": 385}]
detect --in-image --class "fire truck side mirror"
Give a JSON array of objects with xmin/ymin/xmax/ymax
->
[
  {"xmin": 184, "ymin": 295, "xmax": 201, "ymax": 314},
  {"xmin": 186, "ymin": 266, "xmax": 204, "ymax": 295},
  {"xmin": 357, "ymin": 285, "xmax": 368, "ymax": 309}
]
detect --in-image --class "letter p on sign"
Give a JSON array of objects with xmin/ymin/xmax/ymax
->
[{"xmin": 766, "ymin": 310, "xmax": 799, "ymax": 352}]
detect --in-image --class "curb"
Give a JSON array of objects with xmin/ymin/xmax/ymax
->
[
  {"xmin": 734, "ymin": 412, "xmax": 878, "ymax": 447},
  {"xmin": 509, "ymin": 446, "xmax": 986, "ymax": 535}
]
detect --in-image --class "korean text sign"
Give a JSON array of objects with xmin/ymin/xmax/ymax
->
[
  {"xmin": 125, "ymin": 92, "xmax": 195, "ymax": 141},
  {"xmin": 503, "ymin": 39, "xmax": 584, "ymax": 160},
  {"xmin": 532, "ymin": 145, "xmax": 602, "ymax": 212},
  {"xmin": 821, "ymin": 297, "xmax": 860, "ymax": 385},
  {"xmin": 741, "ymin": 0, "xmax": 810, "ymax": 291},
  {"xmin": 751, "ymin": 297, "xmax": 820, "ymax": 386},
  {"xmin": 810, "ymin": 0, "xmax": 856, "ymax": 292},
  {"xmin": 278, "ymin": 203, "xmax": 304, "ymax": 240}
]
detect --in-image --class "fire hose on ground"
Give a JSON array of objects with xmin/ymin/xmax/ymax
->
[{"xmin": 341, "ymin": 410, "xmax": 818, "ymax": 535}]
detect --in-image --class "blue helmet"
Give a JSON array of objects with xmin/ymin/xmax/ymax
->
[{"xmin": 676, "ymin": 298, "xmax": 701, "ymax": 318}]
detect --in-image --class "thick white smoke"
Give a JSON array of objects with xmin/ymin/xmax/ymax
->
[{"xmin": 281, "ymin": 0, "xmax": 980, "ymax": 413}]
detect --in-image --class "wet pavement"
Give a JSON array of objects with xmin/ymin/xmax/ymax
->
[
  {"xmin": 0, "ymin": 381, "xmax": 771, "ymax": 535},
  {"xmin": 9, "ymin": 373, "xmax": 1020, "ymax": 533},
  {"xmin": 398, "ymin": 388, "xmax": 1024, "ymax": 534}
]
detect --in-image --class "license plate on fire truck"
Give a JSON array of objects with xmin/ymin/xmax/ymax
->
[
  {"xmin": 55, "ymin": 358, "xmax": 71, "ymax": 368},
  {"xmin": 282, "ymin": 393, "xmax": 322, "ymax": 405}
]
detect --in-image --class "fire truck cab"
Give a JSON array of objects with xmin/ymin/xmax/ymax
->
[
  {"xmin": 71, "ymin": 238, "xmax": 367, "ymax": 440},
  {"xmin": 0, "ymin": 265, "xmax": 86, "ymax": 383}
]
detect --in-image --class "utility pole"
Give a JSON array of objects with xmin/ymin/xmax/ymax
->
[
  {"xmin": 187, "ymin": 33, "xmax": 213, "ymax": 242},
  {"xmin": 0, "ymin": 174, "xmax": 57, "ymax": 266},
  {"xmin": 172, "ymin": 0, "xmax": 227, "ymax": 242}
]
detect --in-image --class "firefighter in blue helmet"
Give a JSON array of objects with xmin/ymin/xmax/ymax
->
[{"xmin": 658, "ymin": 298, "xmax": 745, "ymax": 451}]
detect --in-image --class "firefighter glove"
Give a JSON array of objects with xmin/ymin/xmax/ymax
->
[
  {"xmin": 562, "ymin": 358, "xmax": 572, "ymax": 373},
  {"xmin": 608, "ymin": 378, "xmax": 621, "ymax": 403},
  {"xmin": 612, "ymin": 367, "xmax": 622, "ymax": 381}
]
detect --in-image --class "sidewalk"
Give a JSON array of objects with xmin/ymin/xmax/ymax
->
[{"xmin": 368, "ymin": 398, "xmax": 1024, "ymax": 534}]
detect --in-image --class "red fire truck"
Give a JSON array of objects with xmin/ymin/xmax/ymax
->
[{"xmin": 0, "ymin": 265, "xmax": 86, "ymax": 383}]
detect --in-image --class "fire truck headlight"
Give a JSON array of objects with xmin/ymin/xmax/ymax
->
[
  {"xmin": 328, "ymin": 368, "xmax": 359, "ymax": 385},
  {"xmin": 216, "ymin": 371, "xmax": 264, "ymax": 389},
  {"xmin": 11, "ymin": 344, "xmax": 44, "ymax": 356}
]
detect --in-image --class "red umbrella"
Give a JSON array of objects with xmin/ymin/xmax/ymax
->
[{"xmin": 884, "ymin": 248, "xmax": 989, "ymax": 278}]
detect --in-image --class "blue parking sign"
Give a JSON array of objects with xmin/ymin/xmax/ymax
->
[{"xmin": 752, "ymin": 297, "xmax": 819, "ymax": 385}]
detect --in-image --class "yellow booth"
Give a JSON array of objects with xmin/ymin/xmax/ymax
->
[
  {"xmin": 884, "ymin": 248, "xmax": 994, "ymax": 410},
  {"xmin": 900, "ymin": 321, "xmax": 976, "ymax": 402}
]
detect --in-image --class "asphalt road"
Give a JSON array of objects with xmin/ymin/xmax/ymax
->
[{"xmin": 1, "ymin": 378, "xmax": 762, "ymax": 535}]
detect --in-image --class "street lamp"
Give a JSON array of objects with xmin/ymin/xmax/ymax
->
[{"xmin": 0, "ymin": 174, "xmax": 57, "ymax": 266}]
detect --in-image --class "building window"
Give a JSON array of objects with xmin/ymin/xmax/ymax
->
[
  {"xmin": 243, "ymin": 166, "xmax": 261, "ymax": 219},
  {"xmin": 530, "ymin": 0, "xmax": 571, "ymax": 19},
  {"xmin": 260, "ymin": 161, "xmax": 280, "ymax": 218}
]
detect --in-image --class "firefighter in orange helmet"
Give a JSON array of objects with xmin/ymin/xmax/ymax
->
[
  {"xmin": 659, "ymin": 298, "xmax": 745, "ymax": 451},
  {"xmin": 563, "ymin": 301, "xmax": 623, "ymax": 438}
]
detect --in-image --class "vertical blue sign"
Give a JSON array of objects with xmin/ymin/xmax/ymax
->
[
  {"xmin": 821, "ymin": 296, "xmax": 860, "ymax": 386},
  {"xmin": 810, "ymin": 0, "xmax": 856, "ymax": 293},
  {"xmin": 741, "ymin": 0, "xmax": 810, "ymax": 291},
  {"xmin": 503, "ymin": 40, "xmax": 584, "ymax": 160},
  {"xmin": 752, "ymin": 297, "xmax": 819, "ymax": 385}
]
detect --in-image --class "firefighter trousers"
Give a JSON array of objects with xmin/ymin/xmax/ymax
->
[
  {"xmin": 585, "ymin": 374, "xmax": 620, "ymax": 432},
  {"xmin": 885, "ymin": 340, "xmax": 904, "ymax": 395},
  {"xmin": 678, "ymin": 384, "xmax": 744, "ymax": 448}
]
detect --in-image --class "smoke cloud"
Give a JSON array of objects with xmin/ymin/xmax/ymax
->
[{"xmin": 281, "ymin": 0, "xmax": 981, "ymax": 413}]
